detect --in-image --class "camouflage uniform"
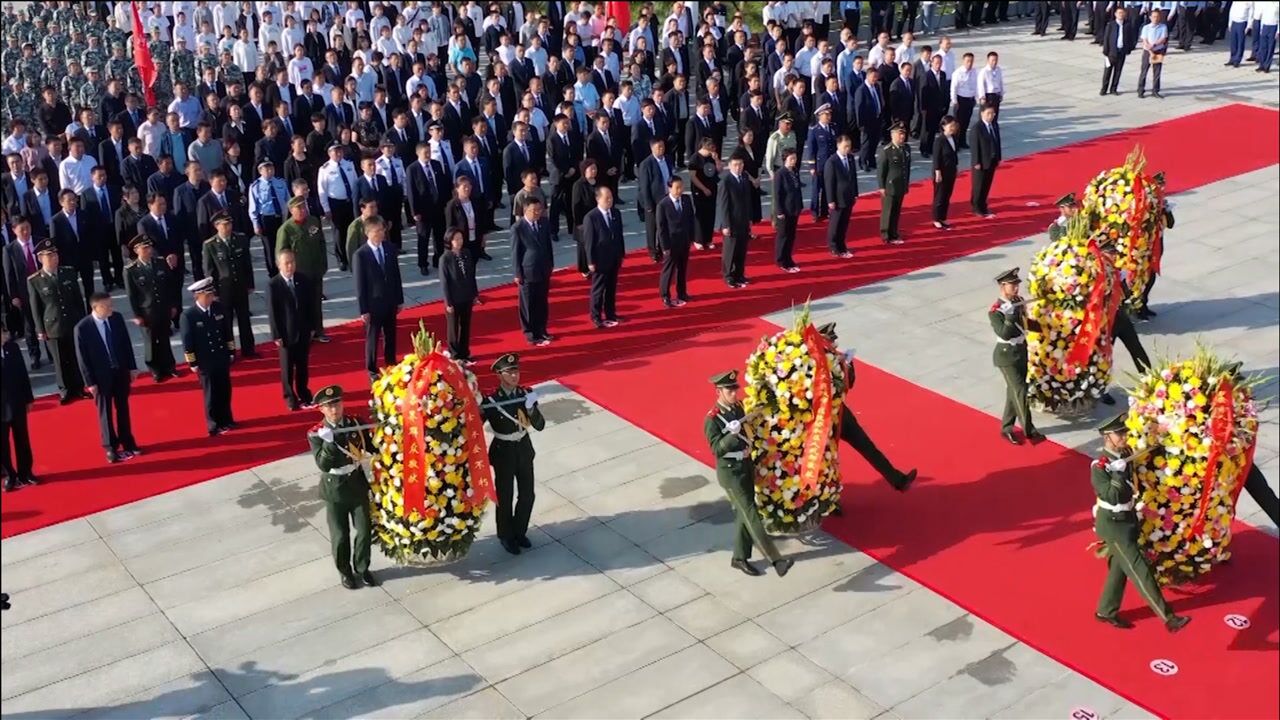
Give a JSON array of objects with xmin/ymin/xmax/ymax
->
[
  {"xmin": 108, "ymin": 51, "xmax": 133, "ymax": 86},
  {"xmin": 64, "ymin": 37, "xmax": 88, "ymax": 66},
  {"xmin": 18, "ymin": 52, "xmax": 44, "ymax": 90},
  {"xmin": 4, "ymin": 82, "xmax": 36, "ymax": 126},
  {"xmin": 61, "ymin": 68, "xmax": 88, "ymax": 110},
  {"xmin": 43, "ymin": 61, "xmax": 68, "ymax": 100},
  {"xmin": 103, "ymin": 26, "xmax": 127, "ymax": 52},
  {"xmin": 78, "ymin": 75, "xmax": 106, "ymax": 115},
  {"xmin": 170, "ymin": 47, "xmax": 198, "ymax": 89},
  {"xmin": 149, "ymin": 37, "xmax": 174, "ymax": 105},
  {"xmin": 81, "ymin": 40, "xmax": 108, "ymax": 76},
  {"xmin": 68, "ymin": 9, "xmax": 93, "ymax": 37},
  {"xmin": 52, "ymin": 4, "xmax": 76, "ymax": 29},
  {"xmin": 11, "ymin": 19, "xmax": 36, "ymax": 45},
  {"xmin": 41, "ymin": 30, "xmax": 67, "ymax": 63},
  {"xmin": 194, "ymin": 49, "xmax": 219, "ymax": 78},
  {"xmin": 217, "ymin": 62, "xmax": 245, "ymax": 87},
  {"xmin": 2, "ymin": 41, "xmax": 22, "ymax": 79}
]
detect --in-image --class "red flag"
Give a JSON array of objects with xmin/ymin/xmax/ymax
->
[
  {"xmin": 604, "ymin": 1, "xmax": 632, "ymax": 31},
  {"xmin": 130, "ymin": 2, "xmax": 157, "ymax": 107}
]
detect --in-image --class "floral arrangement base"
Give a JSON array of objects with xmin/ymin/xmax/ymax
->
[
  {"xmin": 1124, "ymin": 346, "xmax": 1261, "ymax": 585},
  {"xmin": 743, "ymin": 304, "xmax": 848, "ymax": 535},
  {"xmin": 392, "ymin": 545, "xmax": 472, "ymax": 568}
]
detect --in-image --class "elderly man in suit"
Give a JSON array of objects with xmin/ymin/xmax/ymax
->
[
  {"xmin": 74, "ymin": 292, "xmax": 140, "ymax": 463},
  {"xmin": 968, "ymin": 104, "xmax": 1002, "ymax": 218},
  {"xmin": 656, "ymin": 176, "xmax": 696, "ymax": 307},
  {"xmin": 266, "ymin": 247, "xmax": 316, "ymax": 410},
  {"xmin": 51, "ymin": 189, "xmax": 95, "ymax": 307},
  {"xmin": 512, "ymin": 196, "xmax": 556, "ymax": 346},
  {"xmin": 636, "ymin": 136, "xmax": 677, "ymax": 263},
  {"xmin": 717, "ymin": 155, "xmax": 755, "ymax": 289},
  {"xmin": 352, "ymin": 216, "xmax": 403, "ymax": 381},
  {"xmin": 583, "ymin": 186, "xmax": 625, "ymax": 329},
  {"xmin": 824, "ymin": 135, "xmax": 859, "ymax": 258}
]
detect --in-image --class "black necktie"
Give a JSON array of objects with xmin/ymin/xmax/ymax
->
[{"xmin": 103, "ymin": 320, "xmax": 116, "ymax": 368}]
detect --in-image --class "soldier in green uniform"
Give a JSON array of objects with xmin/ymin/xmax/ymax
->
[
  {"xmin": 1047, "ymin": 193, "xmax": 1078, "ymax": 243},
  {"xmin": 876, "ymin": 122, "xmax": 912, "ymax": 244},
  {"xmin": 203, "ymin": 212, "xmax": 257, "ymax": 358},
  {"xmin": 276, "ymin": 196, "xmax": 329, "ymax": 342},
  {"xmin": 80, "ymin": 35, "xmax": 107, "ymax": 77},
  {"xmin": 481, "ymin": 353, "xmax": 546, "ymax": 555},
  {"xmin": 1096, "ymin": 240, "xmax": 1152, "ymax": 407},
  {"xmin": 27, "ymin": 241, "xmax": 88, "ymax": 404},
  {"xmin": 102, "ymin": 17, "xmax": 126, "ymax": 53},
  {"xmin": 307, "ymin": 384, "xmax": 379, "ymax": 590},
  {"xmin": 217, "ymin": 51, "xmax": 245, "ymax": 88},
  {"xmin": 4, "ymin": 78, "xmax": 35, "ymax": 128},
  {"xmin": 194, "ymin": 43, "xmax": 219, "ymax": 79},
  {"xmin": 1091, "ymin": 413, "xmax": 1190, "ymax": 633},
  {"xmin": 41, "ymin": 22, "xmax": 67, "ymax": 67},
  {"xmin": 124, "ymin": 236, "xmax": 180, "ymax": 382},
  {"xmin": 989, "ymin": 268, "xmax": 1045, "ymax": 445},
  {"xmin": 704, "ymin": 370, "xmax": 795, "ymax": 577},
  {"xmin": 764, "ymin": 113, "xmax": 797, "ymax": 177}
]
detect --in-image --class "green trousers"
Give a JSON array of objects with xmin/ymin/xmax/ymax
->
[
  {"xmin": 718, "ymin": 468, "xmax": 781, "ymax": 563},
  {"xmin": 998, "ymin": 362, "xmax": 1036, "ymax": 433},
  {"xmin": 1095, "ymin": 516, "xmax": 1171, "ymax": 621},
  {"xmin": 326, "ymin": 499, "xmax": 372, "ymax": 576}
]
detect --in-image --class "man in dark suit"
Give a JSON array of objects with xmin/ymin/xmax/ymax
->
[
  {"xmin": 636, "ymin": 136, "xmax": 677, "ymax": 263},
  {"xmin": 51, "ymin": 190, "xmax": 95, "ymax": 306},
  {"xmin": 969, "ymin": 104, "xmax": 1001, "ymax": 218},
  {"xmin": 196, "ymin": 170, "xmax": 239, "ymax": 247},
  {"xmin": 511, "ymin": 197, "xmax": 555, "ymax": 346},
  {"xmin": 74, "ymin": 292, "xmax": 140, "ymax": 463},
  {"xmin": 684, "ymin": 101, "xmax": 718, "ymax": 167},
  {"xmin": 656, "ymin": 176, "xmax": 695, "ymax": 307},
  {"xmin": 122, "ymin": 139, "xmax": 160, "ymax": 193},
  {"xmin": 824, "ymin": 136, "xmax": 859, "ymax": 257},
  {"xmin": 502, "ymin": 122, "xmax": 537, "ymax": 211},
  {"xmin": 138, "ymin": 191, "xmax": 185, "ymax": 264},
  {"xmin": 384, "ymin": 112, "xmax": 419, "ymax": 167},
  {"xmin": 2, "ymin": 217, "xmax": 42, "ymax": 367},
  {"xmin": 931, "ymin": 116, "xmax": 960, "ymax": 230},
  {"xmin": 266, "ymin": 247, "xmax": 315, "ymax": 410},
  {"xmin": 888, "ymin": 63, "xmax": 918, "ymax": 134},
  {"xmin": 352, "ymin": 217, "xmax": 403, "ymax": 380},
  {"xmin": 547, "ymin": 114, "xmax": 582, "ymax": 237},
  {"xmin": 852, "ymin": 69, "xmax": 885, "ymax": 171},
  {"xmin": 918, "ymin": 56, "xmax": 949, "ymax": 158},
  {"xmin": 98, "ymin": 120, "xmax": 131, "ymax": 189},
  {"xmin": 114, "ymin": 94, "xmax": 147, "ymax": 139},
  {"xmin": 585, "ymin": 113, "xmax": 624, "ymax": 202},
  {"xmin": 240, "ymin": 87, "xmax": 271, "ymax": 149},
  {"xmin": 1, "ymin": 319, "xmax": 37, "ymax": 490},
  {"xmin": 2, "ymin": 153, "xmax": 32, "ymax": 218},
  {"xmin": 1100, "ymin": 7, "xmax": 1137, "ymax": 95},
  {"xmin": 79, "ymin": 167, "xmax": 124, "ymax": 291},
  {"xmin": 716, "ymin": 155, "xmax": 755, "ymax": 288},
  {"xmin": 583, "ymin": 186, "xmax": 625, "ymax": 329},
  {"xmin": 20, "ymin": 169, "xmax": 56, "ymax": 240},
  {"xmin": 181, "ymin": 278, "xmax": 236, "ymax": 436},
  {"xmin": 406, "ymin": 141, "xmax": 448, "ymax": 272},
  {"xmin": 172, "ymin": 163, "xmax": 211, "ymax": 279},
  {"xmin": 439, "ymin": 229, "xmax": 477, "ymax": 362},
  {"xmin": 772, "ymin": 149, "xmax": 804, "ymax": 272}
]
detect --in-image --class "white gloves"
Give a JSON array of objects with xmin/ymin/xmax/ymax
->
[
  {"xmin": 1106, "ymin": 458, "xmax": 1127, "ymax": 473},
  {"xmin": 725, "ymin": 419, "xmax": 742, "ymax": 435},
  {"xmin": 843, "ymin": 349, "xmax": 855, "ymax": 363},
  {"xmin": 524, "ymin": 391, "xmax": 540, "ymax": 409},
  {"xmin": 999, "ymin": 300, "xmax": 1015, "ymax": 316},
  {"xmin": 316, "ymin": 426, "xmax": 335, "ymax": 443}
]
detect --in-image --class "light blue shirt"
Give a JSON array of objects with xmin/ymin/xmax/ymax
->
[
  {"xmin": 248, "ymin": 176, "xmax": 288, "ymax": 228},
  {"xmin": 167, "ymin": 132, "xmax": 189, "ymax": 172},
  {"xmin": 1140, "ymin": 22, "xmax": 1169, "ymax": 52},
  {"xmin": 575, "ymin": 81, "xmax": 600, "ymax": 113},
  {"xmin": 168, "ymin": 95, "xmax": 202, "ymax": 129}
]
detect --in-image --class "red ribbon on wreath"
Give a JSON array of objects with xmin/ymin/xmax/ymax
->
[
  {"xmin": 1190, "ymin": 377, "xmax": 1250, "ymax": 539},
  {"xmin": 798, "ymin": 326, "xmax": 835, "ymax": 496},
  {"xmin": 1150, "ymin": 184, "xmax": 1166, "ymax": 275},
  {"xmin": 1066, "ymin": 240, "xmax": 1122, "ymax": 367},
  {"xmin": 400, "ymin": 348, "xmax": 496, "ymax": 517}
]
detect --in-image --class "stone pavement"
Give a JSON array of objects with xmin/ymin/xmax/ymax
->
[{"xmin": 2, "ymin": 17, "xmax": 1277, "ymax": 720}]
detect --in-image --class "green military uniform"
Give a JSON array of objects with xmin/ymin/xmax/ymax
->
[
  {"xmin": 307, "ymin": 385, "xmax": 377, "ymax": 589},
  {"xmin": 124, "ymin": 237, "xmax": 179, "ymax": 380},
  {"xmin": 703, "ymin": 370, "xmax": 792, "ymax": 577},
  {"xmin": 345, "ymin": 216, "xmax": 369, "ymax": 265},
  {"xmin": 63, "ymin": 36, "xmax": 87, "ymax": 66},
  {"xmin": 18, "ymin": 50, "xmax": 44, "ymax": 90},
  {"xmin": 277, "ymin": 197, "xmax": 328, "ymax": 332},
  {"xmin": 203, "ymin": 214, "xmax": 257, "ymax": 356},
  {"xmin": 764, "ymin": 125, "xmax": 797, "ymax": 176},
  {"xmin": 60, "ymin": 66, "xmax": 87, "ymax": 108},
  {"xmin": 217, "ymin": 61, "xmax": 245, "ymax": 87},
  {"xmin": 77, "ymin": 72, "xmax": 105, "ymax": 115},
  {"xmin": 988, "ymin": 267, "xmax": 1042, "ymax": 443},
  {"xmin": 170, "ymin": 47, "xmax": 197, "ymax": 89},
  {"xmin": 1047, "ymin": 193, "xmax": 1077, "ymax": 243},
  {"xmin": 480, "ymin": 353, "xmax": 546, "ymax": 554},
  {"xmin": 26, "ymin": 242, "xmax": 87, "ymax": 401},
  {"xmin": 1, "ymin": 41, "xmax": 21, "ymax": 78},
  {"xmin": 875, "ymin": 132, "xmax": 912, "ymax": 242},
  {"xmin": 1091, "ymin": 413, "xmax": 1189, "ymax": 632}
]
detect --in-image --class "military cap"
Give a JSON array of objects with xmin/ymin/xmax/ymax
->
[
  {"xmin": 1056, "ymin": 192, "xmax": 1077, "ymax": 207},
  {"xmin": 22, "ymin": 42, "xmax": 34, "ymax": 50},
  {"xmin": 491, "ymin": 353, "xmax": 521, "ymax": 373},
  {"xmin": 86, "ymin": 66, "xmax": 100, "ymax": 74},
  {"xmin": 1222, "ymin": 360, "xmax": 1244, "ymax": 377},
  {"xmin": 359, "ymin": 101, "xmax": 373, "ymax": 110},
  {"xmin": 817, "ymin": 322, "xmax": 837, "ymax": 339},
  {"xmin": 257, "ymin": 159, "xmax": 274, "ymax": 169},
  {"xmin": 777, "ymin": 112, "xmax": 794, "ymax": 123},
  {"xmin": 188, "ymin": 277, "xmax": 215, "ymax": 294},
  {"xmin": 287, "ymin": 195, "xmax": 307, "ymax": 209},
  {"xmin": 211, "ymin": 210, "xmax": 233, "ymax": 225},
  {"xmin": 34, "ymin": 239, "xmax": 58, "ymax": 255},
  {"xmin": 327, "ymin": 141, "xmax": 345, "ymax": 152},
  {"xmin": 129, "ymin": 234, "xmax": 152, "ymax": 250},
  {"xmin": 314, "ymin": 384, "xmax": 344, "ymax": 406},
  {"xmin": 379, "ymin": 137, "xmax": 396, "ymax": 148},
  {"xmin": 710, "ymin": 370, "xmax": 740, "ymax": 388},
  {"xmin": 1096, "ymin": 412, "xmax": 1127, "ymax": 434},
  {"xmin": 889, "ymin": 121, "xmax": 908, "ymax": 133},
  {"xmin": 426, "ymin": 120, "xmax": 443, "ymax": 130},
  {"xmin": 815, "ymin": 103, "xmax": 832, "ymax": 115},
  {"xmin": 995, "ymin": 267, "xmax": 1020, "ymax": 285}
]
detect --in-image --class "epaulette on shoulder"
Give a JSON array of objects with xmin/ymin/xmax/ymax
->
[
  {"xmin": 308, "ymin": 422, "xmax": 325, "ymax": 436},
  {"xmin": 1092, "ymin": 456, "xmax": 1107, "ymax": 469},
  {"xmin": 203, "ymin": 237, "xmax": 217, "ymax": 244},
  {"xmin": 989, "ymin": 300, "xmax": 1001, "ymax": 312}
]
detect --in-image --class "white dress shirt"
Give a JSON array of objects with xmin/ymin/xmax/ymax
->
[
  {"xmin": 59, "ymin": 154, "xmax": 98, "ymax": 194},
  {"xmin": 317, "ymin": 159, "xmax": 358, "ymax": 213},
  {"xmin": 950, "ymin": 66, "xmax": 977, "ymax": 102},
  {"xmin": 977, "ymin": 66, "xmax": 1004, "ymax": 98}
]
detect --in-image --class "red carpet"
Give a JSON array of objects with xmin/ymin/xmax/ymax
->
[
  {"xmin": 4, "ymin": 103, "xmax": 1276, "ymax": 538},
  {"xmin": 559, "ymin": 317, "xmax": 1279, "ymax": 720}
]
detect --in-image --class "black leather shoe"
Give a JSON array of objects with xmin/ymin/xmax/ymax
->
[
  {"xmin": 1026, "ymin": 431, "xmax": 1047, "ymax": 445},
  {"xmin": 773, "ymin": 558, "xmax": 795, "ymax": 577},
  {"xmin": 3, "ymin": 477, "xmax": 16, "ymax": 492},
  {"xmin": 891, "ymin": 469, "xmax": 918, "ymax": 492},
  {"xmin": 501, "ymin": 539, "xmax": 522, "ymax": 555},
  {"xmin": 1095, "ymin": 613, "xmax": 1134, "ymax": 629},
  {"xmin": 341, "ymin": 573, "xmax": 360, "ymax": 589},
  {"xmin": 662, "ymin": 298, "xmax": 675, "ymax": 308},
  {"xmin": 731, "ymin": 559, "xmax": 762, "ymax": 576},
  {"xmin": 19, "ymin": 475, "xmax": 39, "ymax": 487},
  {"xmin": 360, "ymin": 571, "xmax": 380, "ymax": 587},
  {"xmin": 517, "ymin": 536, "xmax": 532, "ymax": 549},
  {"xmin": 106, "ymin": 451, "xmax": 120, "ymax": 464},
  {"xmin": 1002, "ymin": 430, "xmax": 1023, "ymax": 445},
  {"xmin": 1099, "ymin": 393, "xmax": 1116, "ymax": 405},
  {"xmin": 1165, "ymin": 615, "xmax": 1191, "ymax": 633}
]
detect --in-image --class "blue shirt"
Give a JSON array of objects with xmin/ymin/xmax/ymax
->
[
  {"xmin": 167, "ymin": 132, "xmax": 189, "ymax": 172},
  {"xmin": 1140, "ymin": 22, "xmax": 1169, "ymax": 52},
  {"xmin": 168, "ymin": 95, "xmax": 202, "ymax": 129},
  {"xmin": 248, "ymin": 176, "xmax": 289, "ymax": 228}
]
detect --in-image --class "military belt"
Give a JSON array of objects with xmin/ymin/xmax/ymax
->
[
  {"xmin": 722, "ymin": 451, "xmax": 746, "ymax": 461},
  {"xmin": 1093, "ymin": 499, "xmax": 1135, "ymax": 515},
  {"xmin": 995, "ymin": 336, "xmax": 1025, "ymax": 346},
  {"xmin": 328, "ymin": 462, "xmax": 360, "ymax": 476},
  {"xmin": 492, "ymin": 429, "xmax": 528, "ymax": 442}
]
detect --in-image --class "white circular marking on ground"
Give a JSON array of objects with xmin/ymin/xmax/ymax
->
[
  {"xmin": 1224, "ymin": 614, "xmax": 1251, "ymax": 630},
  {"xmin": 1149, "ymin": 658, "xmax": 1179, "ymax": 676}
]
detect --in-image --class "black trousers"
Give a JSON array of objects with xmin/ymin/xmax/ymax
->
[
  {"xmin": 840, "ymin": 406, "xmax": 902, "ymax": 483},
  {"xmin": 519, "ymin": 279, "xmax": 549, "ymax": 341},
  {"xmin": 1138, "ymin": 274, "xmax": 1157, "ymax": 310},
  {"xmin": 589, "ymin": 266, "xmax": 619, "ymax": 324},
  {"xmin": 858, "ymin": 125, "xmax": 881, "ymax": 168},
  {"xmin": 93, "ymin": 372, "xmax": 136, "ymax": 451},
  {"xmin": 1034, "ymin": 1, "xmax": 1052, "ymax": 33},
  {"xmin": 550, "ymin": 182, "xmax": 572, "ymax": 236},
  {"xmin": 1101, "ymin": 54, "xmax": 1127, "ymax": 93},
  {"xmin": 1177, "ymin": 7, "xmax": 1197, "ymax": 49},
  {"xmin": 933, "ymin": 170, "xmax": 956, "ymax": 222},
  {"xmin": 416, "ymin": 214, "xmax": 445, "ymax": 270},
  {"xmin": 956, "ymin": 0, "xmax": 970, "ymax": 28},
  {"xmin": 774, "ymin": 215, "xmax": 798, "ymax": 267},
  {"xmin": 330, "ymin": 198, "xmax": 355, "ymax": 269},
  {"xmin": 74, "ymin": 263, "xmax": 95, "ymax": 312},
  {"xmin": 971, "ymin": 165, "xmax": 997, "ymax": 214},
  {"xmin": 1113, "ymin": 317, "xmax": 1151, "ymax": 374},
  {"xmin": 693, "ymin": 192, "xmax": 716, "ymax": 246},
  {"xmin": 198, "ymin": 367, "xmax": 234, "ymax": 432},
  {"xmin": 48, "ymin": 335, "xmax": 83, "ymax": 400},
  {"xmin": 842, "ymin": 7, "xmax": 860, "ymax": 35},
  {"xmin": 1244, "ymin": 465, "xmax": 1280, "ymax": 528},
  {"xmin": 491, "ymin": 443, "xmax": 535, "ymax": 541},
  {"xmin": 185, "ymin": 236, "xmax": 205, "ymax": 281},
  {"xmin": 0, "ymin": 405, "xmax": 33, "ymax": 479},
  {"xmin": 15, "ymin": 302, "xmax": 42, "ymax": 362},
  {"xmin": 721, "ymin": 232, "xmax": 749, "ymax": 284},
  {"xmin": 224, "ymin": 289, "xmax": 255, "ymax": 354},
  {"xmin": 643, "ymin": 207, "xmax": 661, "ymax": 260},
  {"xmin": 260, "ymin": 215, "xmax": 282, "ymax": 277},
  {"xmin": 659, "ymin": 244, "xmax": 690, "ymax": 300},
  {"xmin": 969, "ymin": 0, "xmax": 985, "ymax": 26},
  {"xmin": 279, "ymin": 339, "xmax": 312, "ymax": 407},
  {"xmin": 386, "ymin": 190, "xmax": 405, "ymax": 247},
  {"xmin": 140, "ymin": 318, "xmax": 176, "ymax": 377},
  {"xmin": 671, "ymin": 125, "xmax": 688, "ymax": 166},
  {"xmin": 363, "ymin": 309, "xmax": 398, "ymax": 375},
  {"xmin": 101, "ymin": 237, "xmax": 124, "ymax": 287},
  {"xmin": 895, "ymin": 1, "xmax": 919, "ymax": 36},
  {"xmin": 828, "ymin": 203, "xmax": 853, "ymax": 253},
  {"xmin": 954, "ymin": 96, "xmax": 976, "ymax": 148},
  {"xmin": 446, "ymin": 302, "xmax": 473, "ymax": 359},
  {"xmin": 880, "ymin": 192, "xmax": 905, "ymax": 239},
  {"xmin": 1138, "ymin": 51, "xmax": 1163, "ymax": 93},
  {"xmin": 1062, "ymin": 0, "xmax": 1080, "ymax": 38},
  {"xmin": 573, "ymin": 225, "xmax": 589, "ymax": 274}
]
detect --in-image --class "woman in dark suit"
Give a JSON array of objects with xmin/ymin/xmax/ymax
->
[
  {"xmin": 443, "ymin": 177, "xmax": 489, "ymax": 303},
  {"xmin": 731, "ymin": 128, "xmax": 763, "ymax": 223},
  {"xmin": 570, "ymin": 159, "xmax": 599, "ymax": 277},
  {"xmin": 114, "ymin": 185, "xmax": 145, "ymax": 261},
  {"xmin": 931, "ymin": 115, "xmax": 960, "ymax": 230},
  {"xmin": 282, "ymin": 135, "xmax": 322, "ymax": 216}
]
